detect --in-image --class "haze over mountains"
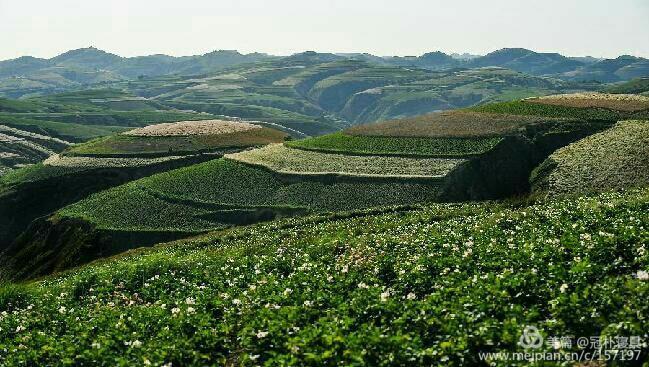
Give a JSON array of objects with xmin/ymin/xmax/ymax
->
[{"xmin": 1, "ymin": 47, "xmax": 648, "ymax": 98}]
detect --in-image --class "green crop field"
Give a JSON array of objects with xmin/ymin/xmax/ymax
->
[
  {"xmin": 226, "ymin": 144, "xmax": 464, "ymax": 178},
  {"xmin": 59, "ymin": 158, "xmax": 443, "ymax": 233},
  {"xmin": 286, "ymin": 132, "xmax": 502, "ymax": 157},
  {"xmin": 531, "ymin": 120, "xmax": 649, "ymax": 197},
  {"xmin": 1, "ymin": 188, "xmax": 647, "ymax": 365}
]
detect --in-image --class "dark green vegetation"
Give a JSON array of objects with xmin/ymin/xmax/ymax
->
[
  {"xmin": 606, "ymin": 77, "xmax": 649, "ymax": 95},
  {"xmin": 286, "ymin": 132, "xmax": 502, "ymax": 157},
  {"xmin": 0, "ymin": 188, "xmax": 647, "ymax": 365},
  {"xmin": 532, "ymin": 120, "xmax": 649, "ymax": 197}
]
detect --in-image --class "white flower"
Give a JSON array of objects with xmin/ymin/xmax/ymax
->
[
  {"xmin": 283, "ymin": 288, "xmax": 293, "ymax": 296},
  {"xmin": 15, "ymin": 325, "xmax": 25, "ymax": 333},
  {"xmin": 406, "ymin": 292, "xmax": 417, "ymax": 300},
  {"xmin": 91, "ymin": 342, "xmax": 101, "ymax": 349},
  {"xmin": 187, "ymin": 307, "xmax": 196, "ymax": 314},
  {"xmin": 303, "ymin": 300, "xmax": 313, "ymax": 307},
  {"xmin": 256, "ymin": 330, "xmax": 269, "ymax": 338},
  {"xmin": 636, "ymin": 270, "xmax": 649, "ymax": 280},
  {"xmin": 232, "ymin": 299, "xmax": 242, "ymax": 305},
  {"xmin": 171, "ymin": 307, "xmax": 181, "ymax": 316},
  {"xmin": 249, "ymin": 354, "xmax": 260, "ymax": 361},
  {"xmin": 58, "ymin": 306, "xmax": 67, "ymax": 314},
  {"xmin": 380, "ymin": 291, "xmax": 390, "ymax": 302},
  {"xmin": 185, "ymin": 297, "xmax": 195, "ymax": 305},
  {"xmin": 559, "ymin": 283, "xmax": 569, "ymax": 293},
  {"xmin": 357, "ymin": 282, "xmax": 369, "ymax": 289},
  {"xmin": 131, "ymin": 340, "xmax": 142, "ymax": 348}
]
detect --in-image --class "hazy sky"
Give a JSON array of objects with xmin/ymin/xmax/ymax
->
[{"xmin": 1, "ymin": 0, "xmax": 648, "ymax": 61}]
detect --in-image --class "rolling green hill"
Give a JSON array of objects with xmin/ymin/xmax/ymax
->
[{"xmin": 0, "ymin": 187, "xmax": 646, "ymax": 365}]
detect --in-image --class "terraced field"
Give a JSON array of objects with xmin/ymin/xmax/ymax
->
[
  {"xmin": 226, "ymin": 144, "xmax": 463, "ymax": 178},
  {"xmin": 1, "ymin": 188, "xmax": 647, "ymax": 364},
  {"xmin": 532, "ymin": 120, "xmax": 649, "ymax": 197},
  {"xmin": 64, "ymin": 120, "xmax": 288, "ymax": 157},
  {"xmin": 5, "ymin": 92, "xmax": 648, "ymax": 280},
  {"xmin": 0, "ymin": 121, "xmax": 289, "ymax": 249},
  {"xmin": 0, "ymin": 124, "xmax": 70, "ymax": 174},
  {"xmin": 286, "ymin": 131, "xmax": 502, "ymax": 157},
  {"xmin": 345, "ymin": 110, "xmax": 578, "ymax": 137}
]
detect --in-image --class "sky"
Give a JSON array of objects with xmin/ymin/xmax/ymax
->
[{"xmin": 1, "ymin": 0, "xmax": 648, "ymax": 61}]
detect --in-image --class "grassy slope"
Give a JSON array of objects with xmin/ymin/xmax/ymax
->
[
  {"xmin": 1, "ymin": 189, "xmax": 647, "ymax": 365},
  {"xmin": 531, "ymin": 120, "xmax": 649, "ymax": 197}
]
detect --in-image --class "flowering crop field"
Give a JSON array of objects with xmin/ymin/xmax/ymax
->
[
  {"xmin": 532, "ymin": 120, "xmax": 649, "ymax": 197},
  {"xmin": 226, "ymin": 144, "xmax": 464, "ymax": 178},
  {"xmin": 1, "ymin": 188, "xmax": 647, "ymax": 365},
  {"xmin": 59, "ymin": 159, "xmax": 443, "ymax": 232},
  {"xmin": 285, "ymin": 132, "xmax": 502, "ymax": 157},
  {"xmin": 528, "ymin": 93, "xmax": 649, "ymax": 112},
  {"xmin": 123, "ymin": 120, "xmax": 261, "ymax": 137}
]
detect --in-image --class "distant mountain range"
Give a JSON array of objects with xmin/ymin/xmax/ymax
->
[{"xmin": 0, "ymin": 47, "xmax": 647, "ymax": 98}]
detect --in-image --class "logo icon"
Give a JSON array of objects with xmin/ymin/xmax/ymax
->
[{"xmin": 519, "ymin": 326, "xmax": 543, "ymax": 349}]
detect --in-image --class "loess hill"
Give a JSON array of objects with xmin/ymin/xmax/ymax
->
[
  {"xmin": 0, "ymin": 120, "xmax": 287, "ymax": 252},
  {"xmin": 3, "ymin": 93, "xmax": 648, "ymax": 280}
]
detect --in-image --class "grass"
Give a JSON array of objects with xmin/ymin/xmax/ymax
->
[
  {"xmin": 531, "ymin": 120, "xmax": 649, "ymax": 197},
  {"xmin": 346, "ymin": 110, "xmax": 576, "ymax": 138},
  {"xmin": 226, "ymin": 144, "xmax": 464, "ymax": 178},
  {"xmin": 59, "ymin": 159, "xmax": 443, "ymax": 232},
  {"xmin": 64, "ymin": 127, "xmax": 288, "ymax": 157},
  {"xmin": 285, "ymin": 132, "xmax": 502, "ymax": 157},
  {"xmin": 1, "ymin": 188, "xmax": 647, "ymax": 365}
]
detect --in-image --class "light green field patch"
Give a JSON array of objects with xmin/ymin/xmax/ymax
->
[{"xmin": 226, "ymin": 144, "xmax": 464, "ymax": 178}]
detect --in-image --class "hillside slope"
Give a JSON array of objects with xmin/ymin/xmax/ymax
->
[
  {"xmin": 531, "ymin": 120, "xmax": 649, "ymax": 197},
  {"xmin": 5, "ymin": 92, "xmax": 641, "ymax": 278},
  {"xmin": 0, "ymin": 188, "xmax": 647, "ymax": 365},
  {"xmin": 0, "ymin": 120, "xmax": 287, "ymax": 250}
]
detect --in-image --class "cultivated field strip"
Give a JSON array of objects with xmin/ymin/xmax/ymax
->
[
  {"xmin": 0, "ymin": 125, "xmax": 72, "ymax": 174},
  {"xmin": 286, "ymin": 132, "xmax": 502, "ymax": 157},
  {"xmin": 43, "ymin": 153, "xmax": 204, "ymax": 169},
  {"xmin": 226, "ymin": 144, "xmax": 464, "ymax": 178},
  {"xmin": 527, "ymin": 92, "xmax": 649, "ymax": 112},
  {"xmin": 345, "ymin": 110, "xmax": 574, "ymax": 138}
]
